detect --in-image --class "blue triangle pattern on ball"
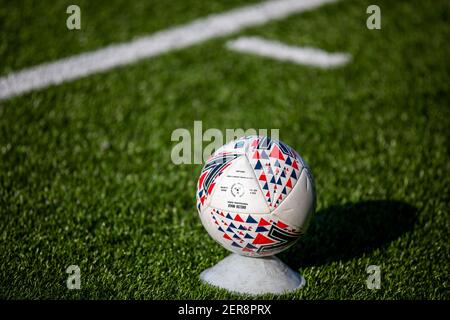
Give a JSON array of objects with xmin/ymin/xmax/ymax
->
[
  {"xmin": 231, "ymin": 242, "xmax": 242, "ymax": 248},
  {"xmin": 255, "ymin": 226, "xmax": 268, "ymax": 232},
  {"xmin": 291, "ymin": 170, "xmax": 297, "ymax": 180}
]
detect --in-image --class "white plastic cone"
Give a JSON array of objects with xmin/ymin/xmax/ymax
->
[{"xmin": 200, "ymin": 254, "xmax": 305, "ymax": 295}]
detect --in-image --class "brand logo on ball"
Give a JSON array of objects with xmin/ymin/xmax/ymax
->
[
  {"xmin": 196, "ymin": 136, "xmax": 316, "ymax": 257},
  {"xmin": 231, "ymin": 183, "xmax": 245, "ymax": 197}
]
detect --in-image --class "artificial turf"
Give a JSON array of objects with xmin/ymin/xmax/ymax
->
[{"xmin": 0, "ymin": 0, "xmax": 449, "ymax": 299}]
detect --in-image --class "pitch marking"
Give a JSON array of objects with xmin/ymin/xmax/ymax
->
[
  {"xmin": 0, "ymin": 0, "xmax": 338, "ymax": 101},
  {"xmin": 227, "ymin": 36, "xmax": 351, "ymax": 68}
]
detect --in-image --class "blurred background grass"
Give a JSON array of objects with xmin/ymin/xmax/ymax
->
[{"xmin": 0, "ymin": 0, "xmax": 448, "ymax": 299}]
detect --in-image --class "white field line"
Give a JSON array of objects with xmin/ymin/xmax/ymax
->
[
  {"xmin": 226, "ymin": 36, "xmax": 351, "ymax": 68},
  {"xmin": 0, "ymin": 0, "xmax": 338, "ymax": 101}
]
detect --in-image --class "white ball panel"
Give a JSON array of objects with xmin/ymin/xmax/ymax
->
[
  {"xmin": 272, "ymin": 167, "xmax": 315, "ymax": 229},
  {"xmin": 208, "ymin": 155, "xmax": 270, "ymax": 214}
]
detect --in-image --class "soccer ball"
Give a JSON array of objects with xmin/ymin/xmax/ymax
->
[{"xmin": 196, "ymin": 136, "xmax": 316, "ymax": 257}]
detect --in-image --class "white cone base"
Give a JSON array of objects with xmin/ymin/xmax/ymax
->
[{"xmin": 200, "ymin": 254, "xmax": 305, "ymax": 295}]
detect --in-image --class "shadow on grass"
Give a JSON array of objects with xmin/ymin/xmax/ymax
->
[{"xmin": 280, "ymin": 200, "xmax": 417, "ymax": 268}]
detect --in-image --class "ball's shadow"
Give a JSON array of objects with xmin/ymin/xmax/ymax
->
[{"xmin": 280, "ymin": 200, "xmax": 417, "ymax": 268}]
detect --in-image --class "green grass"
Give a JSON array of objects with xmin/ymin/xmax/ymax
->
[{"xmin": 0, "ymin": 0, "xmax": 449, "ymax": 299}]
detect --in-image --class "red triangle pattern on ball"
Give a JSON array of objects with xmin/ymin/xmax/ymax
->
[
  {"xmin": 209, "ymin": 208, "xmax": 302, "ymax": 257},
  {"xmin": 247, "ymin": 137, "xmax": 303, "ymax": 211}
]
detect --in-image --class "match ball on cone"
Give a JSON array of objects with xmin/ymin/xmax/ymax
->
[{"xmin": 196, "ymin": 136, "xmax": 315, "ymax": 257}]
